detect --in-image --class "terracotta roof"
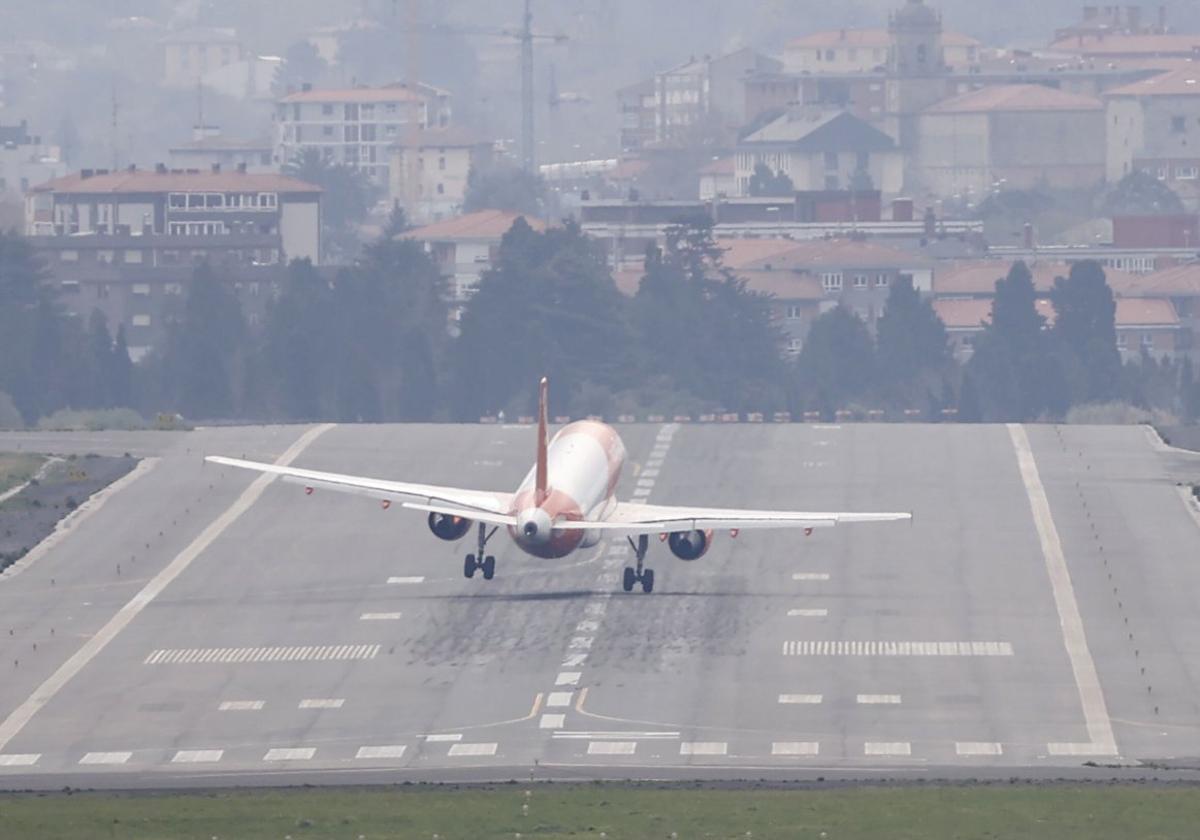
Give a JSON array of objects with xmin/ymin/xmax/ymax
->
[
  {"xmin": 924, "ymin": 84, "xmax": 1103, "ymax": 114},
  {"xmin": 1049, "ymin": 34, "xmax": 1200, "ymax": 57},
  {"xmin": 789, "ymin": 28, "xmax": 979, "ymax": 49},
  {"xmin": 1124, "ymin": 263, "xmax": 1200, "ymax": 296},
  {"xmin": 31, "ymin": 170, "xmax": 320, "ymax": 194},
  {"xmin": 279, "ymin": 85, "xmax": 427, "ymax": 104},
  {"xmin": 699, "ymin": 157, "xmax": 735, "ymax": 175},
  {"xmin": 609, "ymin": 158, "xmax": 651, "ymax": 180},
  {"xmin": 741, "ymin": 110, "xmax": 896, "ymax": 152},
  {"xmin": 1115, "ymin": 297, "xmax": 1179, "ymax": 326},
  {"xmin": 1105, "ymin": 65, "xmax": 1200, "ymax": 97},
  {"xmin": 402, "ymin": 210, "xmax": 545, "ymax": 242},
  {"xmin": 933, "ymin": 260, "xmax": 1141, "ymax": 296},
  {"xmin": 934, "ymin": 297, "xmax": 1057, "ymax": 329},
  {"xmin": 716, "ymin": 236, "xmax": 930, "ymax": 271},
  {"xmin": 611, "ymin": 261, "xmax": 824, "ymax": 300}
]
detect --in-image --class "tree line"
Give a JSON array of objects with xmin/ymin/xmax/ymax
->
[{"xmin": 0, "ymin": 223, "xmax": 1196, "ymax": 427}]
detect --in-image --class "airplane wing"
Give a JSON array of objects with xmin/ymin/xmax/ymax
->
[
  {"xmin": 553, "ymin": 500, "xmax": 911, "ymax": 533},
  {"xmin": 204, "ymin": 455, "xmax": 516, "ymax": 526}
]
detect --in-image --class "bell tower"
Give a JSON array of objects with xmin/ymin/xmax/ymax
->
[{"xmin": 884, "ymin": 0, "xmax": 948, "ymax": 188}]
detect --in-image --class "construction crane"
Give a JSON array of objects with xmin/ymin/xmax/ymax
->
[{"xmin": 396, "ymin": 0, "xmax": 566, "ymax": 173}]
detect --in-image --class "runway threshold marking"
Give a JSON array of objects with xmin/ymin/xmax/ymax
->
[
  {"xmin": 587, "ymin": 741, "xmax": 636, "ymax": 755},
  {"xmin": 788, "ymin": 608, "xmax": 828, "ymax": 617},
  {"xmin": 1008, "ymin": 424, "xmax": 1118, "ymax": 755},
  {"xmin": 792, "ymin": 573, "xmax": 830, "ymax": 581},
  {"xmin": 0, "ymin": 753, "xmax": 40, "ymax": 766},
  {"xmin": 146, "ymin": 644, "xmax": 380, "ymax": 664},
  {"xmin": 680, "ymin": 742, "xmax": 727, "ymax": 756},
  {"xmin": 956, "ymin": 742, "xmax": 1003, "ymax": 756},
  {"xmin": 357, "ymin": 745, "xmax": 406, "ymax": 759},
  {"xmin": 360, "ymin": 612, "xmax": 403, "ymax": 621},
  {"xmin": 299, "ymin": 698, "xmax": 345, "ymax": 709},
  {"xmin": 857, "ymin": 694, "xmax": 902, "ymax": 704},
  {"xmin": 79, "ymin": 751, "xmax": 132, "ymax": 765},
  {"xmin": 864, "ymin": 742, "xmax": 911, "ymax": 756},
  {"xmin": 0, "ymin": 423, "xmax": 336, "ymax": 754},
  {"xmin": 264, "ymin": 747, "xmax": 315, "ymax": 761},
  {"xmin": 772, "ymin": 742, "xmax": 819, "ymax": 756},
  {"xmin": 546, "ymin": 691, "xmax": 574, "ymax": 708},
  {"xmin": 448, "ymin": 743, "xmax": 497, "ymax": 757},
  {"xmin": 172, "ymin": 749, "xmax": 223, "ymax": 763},
  {"xmin": 782, "ymin": 640, "xmax": 1013, "ymax": 656},
  {"xmin": 778, "ymin": 694, "xmax": 823, "ymax": 704},
  {"xmin": 218, "ymin": 700, "xmax": 264, "ymax": 711}
]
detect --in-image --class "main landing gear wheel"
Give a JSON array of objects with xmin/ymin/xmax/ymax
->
[
  {"xmin": 464, "ymin": 523, "xmax": 499, "ymax": 581},
  {"xmin": 622, "ymin": 534, "xmax": 655, "ymax": 594}
]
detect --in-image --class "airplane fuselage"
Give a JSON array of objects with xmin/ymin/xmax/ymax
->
[{"xmin": 508, "ymin": 420, "xmax": 626, "ymax": 558}]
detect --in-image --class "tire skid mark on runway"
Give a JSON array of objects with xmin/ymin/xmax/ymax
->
[
  {"xmin": 0, "ymin": 423, "xmax": 336, "ymax": 753},
  {"xmin": 542, "ymin": 424, "xmax": 680, "ymax": 757}
]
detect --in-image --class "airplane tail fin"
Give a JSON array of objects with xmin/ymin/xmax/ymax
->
[{"xmin": 536, "ymin": 376, "xmax": 549, "ymax": 502}]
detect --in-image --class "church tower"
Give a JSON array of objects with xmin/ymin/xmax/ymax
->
[{"xmin": 884, "ymin": 0, "xmax": 949, "ymax": 189}]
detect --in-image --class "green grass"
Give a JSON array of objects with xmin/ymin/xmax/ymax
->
[
  {"xmin": 1, "ymin": 784, "xmax": 1199, "ymax": 839},
  {"xmin": 0, "ymin": 453, "xmax": 44, "ymax": 496}
]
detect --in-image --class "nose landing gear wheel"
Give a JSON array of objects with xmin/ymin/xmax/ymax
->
[
  {"xmin": 481, "ymin": 555, "xmax": 496, "ymax": 580},
  {"xmin": 464, "ymin": 553, "xmax": 477, "ymax": 578}
]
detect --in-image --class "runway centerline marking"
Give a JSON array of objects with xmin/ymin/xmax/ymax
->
[
  {"xmin": 1009, "ymin": 423, "xmax": 1117, "ymax": 755},
  {"xmin": 587, "ymin": 741, "xmax": 636, "ymax": 755},
  {"xmin": 147, "ymin": 644, "xmax": 380, "ymax": 664},
  {"xmin": 864, "ymin": 742, "xmax": 910, "ymax": 756},
  {"xmin": 424, "ymin": 733, "xmax": 462, "ymax": 742},
  {"xmin": 448, "ymin": 743, "xmax": 497, "ymax": 757},
  {"xmin": 218, "ymin": 700, "xmax": 264, "ymax": 711},
  {"xmin": 0, "ymin": 423, "xmax": 335, "ymax": 754},
  {"xmin": 357, "ymin": 745, "xmax": 406, "ymax": 759},
  {"xmin": 857, "ymin": 694, "xmax": 902, "ymax": 704},
  {"xmin": 540, "ymin": 714, "xmax": 566, "ymax": 729},
  {"xmin": 680, "ymin": 742, "xmax": 727, "ymax": 756},
  {"xmin": 546, "ymin": 691, "xmax": 574, "ymax": 708},
  {"xmin": 387, "ymin": 576, "xmax": 425, "ymax": 584},
  {"xmin": 360, "ymin": 612, "xmax": 403, "ymax": 621},
  {"xmin": 788, "ymin": 608, "xmax": 828, "ymax": 617},
  {"xmin": 299, "ymin": 698, "xmax": 345, "ymax": 709},
  {"xmin": 264, "ymin": 747, "xmax": 315, "ymax": 761},
  {"xmin": 173, "ymin": 749, "xmax": 223, "ymax": 763},
  {"xmin": 956, "ymin": 742, "xmax": 1003, "ymax": 756},
  {"xmin": 792, "ymin": 573, "xmax": 830, "ymax": 581},
  {"xmin": 778, "ymin": 694, "xmax": 823, "ymax": 704}
]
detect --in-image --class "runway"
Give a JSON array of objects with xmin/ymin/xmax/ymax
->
[{"xmin": 1, "ymin": 421, "xmax": 1200, "ymax": 789}]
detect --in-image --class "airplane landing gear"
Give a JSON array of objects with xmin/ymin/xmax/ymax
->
[
  {"xmin": 464, "ymin": 523, "xmax": 498, "ymax": 580},
  {"xmin": 623, "ymin": 534, "xmax": 654, "ymax": 593}
]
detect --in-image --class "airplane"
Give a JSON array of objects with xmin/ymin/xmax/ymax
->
[{"xmin": 205, "ymin": 378, "xmax": 911, "ymax": 593}]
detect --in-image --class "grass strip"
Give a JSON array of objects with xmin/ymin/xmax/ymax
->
[{"xmin": 2, "ymin": 783, "xmax": 1199, "ymax": 839}]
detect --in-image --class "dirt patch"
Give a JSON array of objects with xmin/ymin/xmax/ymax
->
[{"xmin": 0, "ymin": 453, "xmax": 137, "ymax": 573}]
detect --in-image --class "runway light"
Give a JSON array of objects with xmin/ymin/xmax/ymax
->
[
  {"xmin": 381, "ymin": 499, "xmax": 391, "ymax": 510},
  {"xmin": 304, "ymin": 486, "xmax": 314, "ymax": 495}
]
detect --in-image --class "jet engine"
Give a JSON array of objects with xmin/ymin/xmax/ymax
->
[
  {"xmin": 667, "ymin": 529, "xmax": 712, "ymax": 561},
  {"xmin": 428, "ymin": 511, "xmax": 472, "ymax": 541}
]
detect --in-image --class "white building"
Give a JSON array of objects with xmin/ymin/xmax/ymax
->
[
  {"xmin": 160, "ymin": 26, "xmax": 243, "ymax": 88},
  {"xmin": 275, "ymin": 83, "xmax": 453, "ymax": 187},
  {"xmin": 1105, "ymin": 66, "xmax": 1200, "ymax": 209},
  {"xmin": 783, "ymin": 27, "xmax": 980, "ymax": 74},
  {"xmin": 654, "ymin": 48, "xmax": 781, "ymax": 144},
  {"xmin": 169, "ymin": 127, "xmax": 274, "ymax": 174},
  {"xmin": 736, "ymin": 110, "xmax": 903, "ymax": 196},
  {"xmin": 0, "ymin": 121, "xmax": 65, "ymax": 200},
  {"xmin": 388, "ymin": 128, "xmax": 493, "ymax": 224}
]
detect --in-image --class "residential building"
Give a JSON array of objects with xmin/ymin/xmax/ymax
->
[
  {"xmin": 402, "ymin": 209, "xmax": 546, "ymax": 306},
  {"xmin": 168, "ymin": 128, "xmax": 274, "ymax": 174},
  {"xmin": 1048, "ymin": 32, "xmax": 1200, "ymax": 62},
  {"xmin": 915, "ymin": 84, "xmax": 1106, "ymax": 197},
  {"xmin": 783, "ymin": 27, "xmax": 981, "ymax": 74},
  {"xmin": 653, "ymin": 48, "xmax": 782, "ymax": 145},
  {"xmin": 735, "ymin": 110, "xmax": 903, "ymax": 197},
  {"xmin": 389, "ymin": 128, "xmax": 493, "ymax": 224},
  {"xmin": 617, "ymin": 78, "xmax": 656, "ymax": 152},
  {"xmin": 274, "ymin": 83, "xmax": 453, "ymax": 186},
  {"xmin": 1054, "ymin": 4, "xmax": 1168, "ymax": 40},
  {"xmin": 933, "ymin": 260, "xmax": 1142, "ymax": 298},
  {"xmin": 1105, "ymin": 67, "xmax": 1200, "ymax": 208},
  {"xmin": 0, "ymin": 120, "xmax": 65, "ymax": 200},
  {"xmin": 934, "ymin": 295, "xmax": 1180, "ymax": 362},
  {"xmin": 26, "ymin": 166, "xmax": 321, "ymax": 264},
  {"xmin": 160, "ymin": 26, "xmax": 243, "ymax": 88},
  {"xmin": 698, "ymin": 157, "xmax": 735, "ymax": 200}
]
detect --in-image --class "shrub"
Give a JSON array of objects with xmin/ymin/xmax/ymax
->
[
  {"xmin": 0, "ymin": 391, "xmax": 21, "ymax": 429},
  {"xmin": 37, "ymin": 408, "xmax": 146, "ymax": 431},
  {"xmin": 1064, "ymin": 401, "xmax": 1156, "ymax": 425}
]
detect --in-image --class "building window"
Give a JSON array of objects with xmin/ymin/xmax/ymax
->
[
  {"xmin": 259, "ymin": 193, "xmax": 278, "ymax": 208},
  {"xmin": 824, "ymin": 151, "xmax": 838, "ymax": 170},
  {"xmin": 787, "ymin": 338, "xmax": 802, "ymax": 354},
  {"xmin": 786, "ymin": 305, "xmax": 802, "ymax": 319},
  {"xmin": 1178, "ymin": 165, "xmax": 1199, "ymax": 180},
  {"xmin": 1172, "ymin": 115, "xmax": 1187, "ymax": 134},
  {"xmin": 875, "ymin": 274, "xmax": 889, "ymax": 288},
  {"xmin": 321, "ymin": 104, "xmax": 333, "ymax": 116},
  {"xmin": 1157, "ymin": 166, "xmax": 1169, "ymax": 180},
  {"xmin": 853, "ymin": 274, "xmax": 868, "ymax": 288},
  {"xmin": 438, "ymin": 155, "xmax": 446, "ymax": 170},
  {"xmin": 131, "ymin": 283, "xmax": 151, "ymax": 296},
  {"xmin": 132, "ymin": 314, "xmax": 151, "ymax": 327},
  {"xmin": 323, "ymin": 125, "xmax": 334, "ymax": 137},
  {"xmin": 824, "ymin": 49, "xmax": 834, "ymax": 61},
  {"xmin": 1141, "ymin": 332, "xmax": 1154, "ymax": 348},
  {"xmin": 821, "ymin": 272, "xmax": 843, "ymax": 292},
  {"xmin": 436, "ymin": 182, "xmax": 444, "ymax": 195},
  {"xmin": 169, "ymin": 192, "xmax": 187, "ymax": 208},
  {"xmin": 1117, "ymin": 332, "xmax": 1128, "ymax": 349},
  {"xmin": 59, "ymin": 249, "xmax": 78, "ymax": 262}
]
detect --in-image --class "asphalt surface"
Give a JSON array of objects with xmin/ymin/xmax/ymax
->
[{"xmin": 1, "ymin": 421, "xmax": 1200, "ymax": 790}]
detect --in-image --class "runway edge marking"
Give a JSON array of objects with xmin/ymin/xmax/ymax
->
[
  {"xmin": 0, "ymin": 423, "xmax": 336, "ymax": 753},
  {"xmin": 1008, "ymin": 423, "xmax": 1117, "ymax": 756}
]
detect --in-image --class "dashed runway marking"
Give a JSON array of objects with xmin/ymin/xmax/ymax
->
[
  {"xmin": 424, "ymin": 733, "xmax": 462, "ymax": 742},
  {"xmin": 79, "ymin": 751, "xmax": 131, "ymax": 765},
  {"xmin": 387, "ymin": 576, "xmax": 425, "ymax": 584},
  {"xmin": 588, "ymin": 741, "xmax": 636, "ymax": 755},
  {"xmin": 772, "ymin": 742, "xmax": 819, "ymax": 756},
  {"xmin": 864, "ymin": 742, "xmax": 911, "ymax": 756},
  {"xmin": 540, "ymin": 714, "xmax": 566, "ymax": 729},
  {"xmin": 360, "ymin": 612, "xmax": 403, "ymax": 621},
  {"xmin": 680, "ymin": 742, "xmax": 727, "ymax": 756},
  {"xmin": 172, "ymin": 749, "xmax": 223, "ymax": 764},
  {"xmin": 145, "ymin": 644, "xmax": 381, "ymax": 664},
  {"xmin": 1048, "ymin": 742, "xmax": 1119, "ymax": 756},
  {"xmin": 299, "ymin": 698, "xmax": 345, "ymax": 709},
  {"xmin": 264, "ymin": 747, "xmax": 315, "ymax": 761},
  {"xmin": 778, "ymin": 694, "xmax": 823, "ymax": 704},
  {"xmin": 782, "ymin": 640, "xmax": 1013, "ymax": 656},
  {"xmin": 957, "ymin": 742, "xmax": 1003, "ymax": 756},
  {"xmin": 555, "ymin": 671, "xmax": 582, "ymax": 686},
  {"xmin": 218, "ymin": 700, "xmax": 264, "ymax": 711},
  {"xmin": 448, "ymin": 743, "xmax": 497, "ymax": 757},
  {"xmin": 791, "ymin": 573, "xmax": 830, "ymax": 581},
  {"xmin": 857, "ymin": 694, "xmax": 902, "ymax": 704},
  {"xmin": 788, "ymin": 608, "xmax": 828, "ymax": 617},
  {"xmin": 356, "ymin": 745, "xmax": 407, "ymax": 759},
  {"xmin": 0, "ymin": 754, "xmax": 39, "ymax": 766}
]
